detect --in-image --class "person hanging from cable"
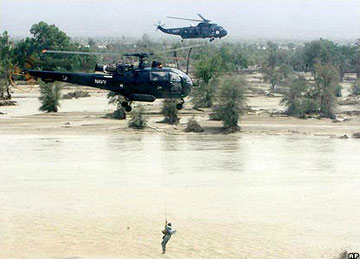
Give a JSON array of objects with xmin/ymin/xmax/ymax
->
[{"xmin": 161, "ymin": 220, "xmax": 176, "ymax": 254}]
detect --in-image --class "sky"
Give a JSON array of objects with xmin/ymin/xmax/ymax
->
[{"xmin": 0, "ymin": 0, "xmax": 359, "ymax": 41}]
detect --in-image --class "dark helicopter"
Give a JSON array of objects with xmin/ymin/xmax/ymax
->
[
  {"xmin": 156, "ymin": 14, "xmax": 227, "ymax": 42},
  {"xmin": 23, "ymin": 50, "xmax": 194, "ymax": 112}
]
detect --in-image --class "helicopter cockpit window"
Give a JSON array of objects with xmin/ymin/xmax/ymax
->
[
  {"xmin": 150, "ymin": 71, "xmax": 168, "ymax": 81},
  {"xmin": 169, "ymin": 72, "xmax": 181, "ymax": 92},
  {"xmin": 169, "ymin": 72, "xmax": 181, "ymax": 83}
]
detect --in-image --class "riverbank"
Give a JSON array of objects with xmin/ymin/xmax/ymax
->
[{"xmin": 1, "ymin": 88, "xmax": 359, "ymax": 138}]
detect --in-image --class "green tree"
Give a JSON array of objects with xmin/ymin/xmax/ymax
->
[
  {"xmin": 192, "ymin": 54, "xmax": 223, "ymax": 108},
  {"xmin": 39, "ymin": 81, "xmax": 61, "ymax": 112},
  {"xmin": 314, "ymin": 63, "xmax": 339, "ymax": 119},
  {"xmin": 0, "ymin": 31, "xmax": 14, "ymax": 99},
  {"xmin": 13, "ymin": 22, "xmax": 96, "ymax": 72},
  {"xmin": 352, "ymin": 39, "xmax": 360, "ymax": 79},
  {"xmin": 303, "ymin": 39, "xmax": 339, "ymax": 74},
  {"xmin": 280, "ymin": 76, "xmax": 310, "ymax": 117},
  {"xmin": 261, "ymin": 64, "xmax": 282, "ymax": 91},
  {"xmin": 213, "ymin": 76, "xmax": 247, "ymax": 131}
]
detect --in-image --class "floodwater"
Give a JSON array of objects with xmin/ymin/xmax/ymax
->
[{"xmin": 0, "ymin": 134, "xmax": 359, "ymax": 258}]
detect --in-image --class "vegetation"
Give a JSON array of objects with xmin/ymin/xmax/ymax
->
[
  {"xmin": 350, "ymin": 80, "xmax": 360, "ymax": 96},
  {"xmin": 212, "ymin": 76, "xmax": 247, "ymax": 132},
  {"xmin": 39, "ymin": 81, "xmax": 61, "ymax": 112},
  {"xmin": 281, "ymin": 64, "xmax": 340, "ymax": 119},
  {"xmin": 191, "ymin": 55, "xmax": 223, "ymax": 108},
  {"xmin": 161, "ymin": 99, "xmax": 179, "ymax": 124},
  {"xmin": 314, "ymin": 63, "xmax": 339, "ymax": 119},
  {"xmin": 184, "ymin": 117, "xmax": 204, "ymax": 133},
  {"xmin": 0, "ymin": 31, "xmax": 14, "ymax": 100},
  {"xmin": 128, "ymin": 105, "xmax": 147, "ymax": 129},
  {"xmin": 1, "ymin": 22, "xmax": 360, "ymax": 121},
  {"xmin": 280, "ymin": 76, "xmax": 310, "ymax": 118},
  {"xmin": 107, "ymin": 91, "xmax": 126, "ymax": 120}
]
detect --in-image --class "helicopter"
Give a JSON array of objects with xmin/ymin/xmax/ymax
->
[
  {"xmin": 156, "ymin": 14, "xmax": 227, "ymax": 42},
  {"xmin": 21, "ymin": 49, "xmax": 195, "ymax": 112}
]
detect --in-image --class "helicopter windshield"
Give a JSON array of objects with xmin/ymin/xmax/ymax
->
[
  {"xmin": 169, "ymin": 72, "xmax": 181, "ymax": 82},
  {"xmin": 169, "ymin": 72, "xmax": 181, "ymax": 92}
]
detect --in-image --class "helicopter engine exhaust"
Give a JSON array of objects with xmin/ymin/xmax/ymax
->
[{"xmin": 94, "ymin": 64, "xmax": 116, "ymax": 73}]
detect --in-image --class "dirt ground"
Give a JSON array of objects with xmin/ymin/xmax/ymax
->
[{"xmin": 1, "ymin": 72, "xmax": 360, "ymax": 137}]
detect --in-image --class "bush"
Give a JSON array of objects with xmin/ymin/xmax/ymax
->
[
  {"xmin": 191, "ymin": 79, "xmax": 218, "ymax": 108},
  {"xmin": 353, "ymin": 132, "xmax": 360, "ymax": 138},
  {"xmin": 350, "ymin": 80, "xmax": 360, "ymax": 96},
  {"xmin": 161, "ymin": 99, "xmax": 179, "ymax": 124},
  {"xmin": 107, "ymin": 91, "xmax": 126, "ymax": 120},
  {"xmin": 128, "ymin": 105, "xmax": 147, "ymax": 129},
  {"xmin": 335, "ymin": 250, "xmax": 348, "ymax": 259},
  {"xmin": 112, "ymin": 106, "xmax": 126, "ymax": 120},
  {"xmin": 39, "ymin": 81, "xmax": 61, "ymax": 112},
  {"xmin": 184, "ymin": 117, "xmax": 204, "ymax": 133},
  {"xmin": 213, "ymin": 76, "xmax": 247, "ymax": 131}
]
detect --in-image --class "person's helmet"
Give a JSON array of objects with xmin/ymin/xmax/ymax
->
[{"xmin": 167, "ymin": 222, "xmax": 172, "ymax": 226}]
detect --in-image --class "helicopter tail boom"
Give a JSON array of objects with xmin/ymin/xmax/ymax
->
[
  {"xmin": 156, "ymin": 25, "xmax": 181, "ymax": 36},
  {"xmin": 26, "ymin": 70, "xmax": 121, "ymax": 92}
]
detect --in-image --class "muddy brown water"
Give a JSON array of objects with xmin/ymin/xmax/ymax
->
[{"xmin": 0, "ymin": 134, "xmax": 359, "ymax": 258}]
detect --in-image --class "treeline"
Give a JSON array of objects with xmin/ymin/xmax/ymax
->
[{"xmin": 1, "ymin": 21, "xmax": 360, "ymax": 122}]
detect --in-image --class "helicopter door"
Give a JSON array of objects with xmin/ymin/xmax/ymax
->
[{"xmin": 150, "ymin": 71, "xmax": 168, "ymax": 93}]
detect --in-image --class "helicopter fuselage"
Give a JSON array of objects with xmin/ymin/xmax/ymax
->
[
  {"xmin": 157, "ymin": 23, "xmax": 227, "ymax": 40},
  {"xmin": 27, "ymin": 67, "xmax": 192, "ymax": 102}
]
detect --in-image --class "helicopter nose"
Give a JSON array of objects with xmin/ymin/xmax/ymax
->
[
  {"xmin": 222, "ymin": 30, "xmax": 228, "ymax": 37},
  {"xmin": 181, "ymin": 75, "xmax": 193, "ymax": 97}
]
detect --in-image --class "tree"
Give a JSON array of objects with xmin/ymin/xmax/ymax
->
[
  {"xmin": 352, "ymin": 39, "xmax": 360, "ymax": 79},
  {"xmin": 0, "ymin": 31, "xmax": 14, "ymax": 99},
  {"xmin": 213, "ymin": 76, "xmax": 247, "ymax": 132},
  {"xmin": 280, "ymin": 76, "xmax": 311, "ymax": 117},
  {"xmin": 261, "ymin": 64, "xmax": 282, "ymax": 91},
  {"xmin": 314, "ymin": 63, "xmax": 339, "ymax": 119},
  {"xmin": 303, "ymin": 39, "xmax": 339, "ymax": 74},
  {"xmin": 192, "ymin": 54, "xmax": 223, "ymax": 108},
  {"xmin": 161, "ymin": 99, "xmax": 179, "ymax": 124},
  {"xmin": 13, "ymin": 22, "xmax": 96, "ymax": 72},
  {"xmin": 39, "ymin": 81, "xmax": 61, "ymax": 112}
]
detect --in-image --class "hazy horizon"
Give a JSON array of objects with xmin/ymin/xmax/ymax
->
[{"xmin": 1, "ymin": 0, "xmax": 359, "ymax": 41}]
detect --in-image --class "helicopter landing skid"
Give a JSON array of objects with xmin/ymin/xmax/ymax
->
[
  {"xmin": 176, "ymin": 98, "xmax": 185, "ymax": 110},
  {"xmin": 121, "ymin": 100, "xmax": 132, "ymax": 112}
]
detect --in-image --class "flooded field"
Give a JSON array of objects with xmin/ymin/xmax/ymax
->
[{"xmin": 1, "ymin": 133, "xmax": 359, "ymax": 258}]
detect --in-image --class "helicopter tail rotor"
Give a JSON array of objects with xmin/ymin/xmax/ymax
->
[
  {"xmin": 154, "ymin": 21, "xmax": 166, "ymax": 31},
  {"xmin": 9, "ymin": 56, "xmax": 37, "ymax": 92}
]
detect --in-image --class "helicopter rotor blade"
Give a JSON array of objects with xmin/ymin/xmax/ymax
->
[
  {"xmin": 42, "ymin": 49, "xmax": 122, "ymax": 57},
  {"xmin": 167, "ymin": 16, "xmax": 203, "ymax": 22},
  {"xmin": 42, "ymin": 43, "xmax": 208, "ymax": 60},
  {"xmin": 197, "ymin": 14, "xmax": 211, "ymax": 23}
]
